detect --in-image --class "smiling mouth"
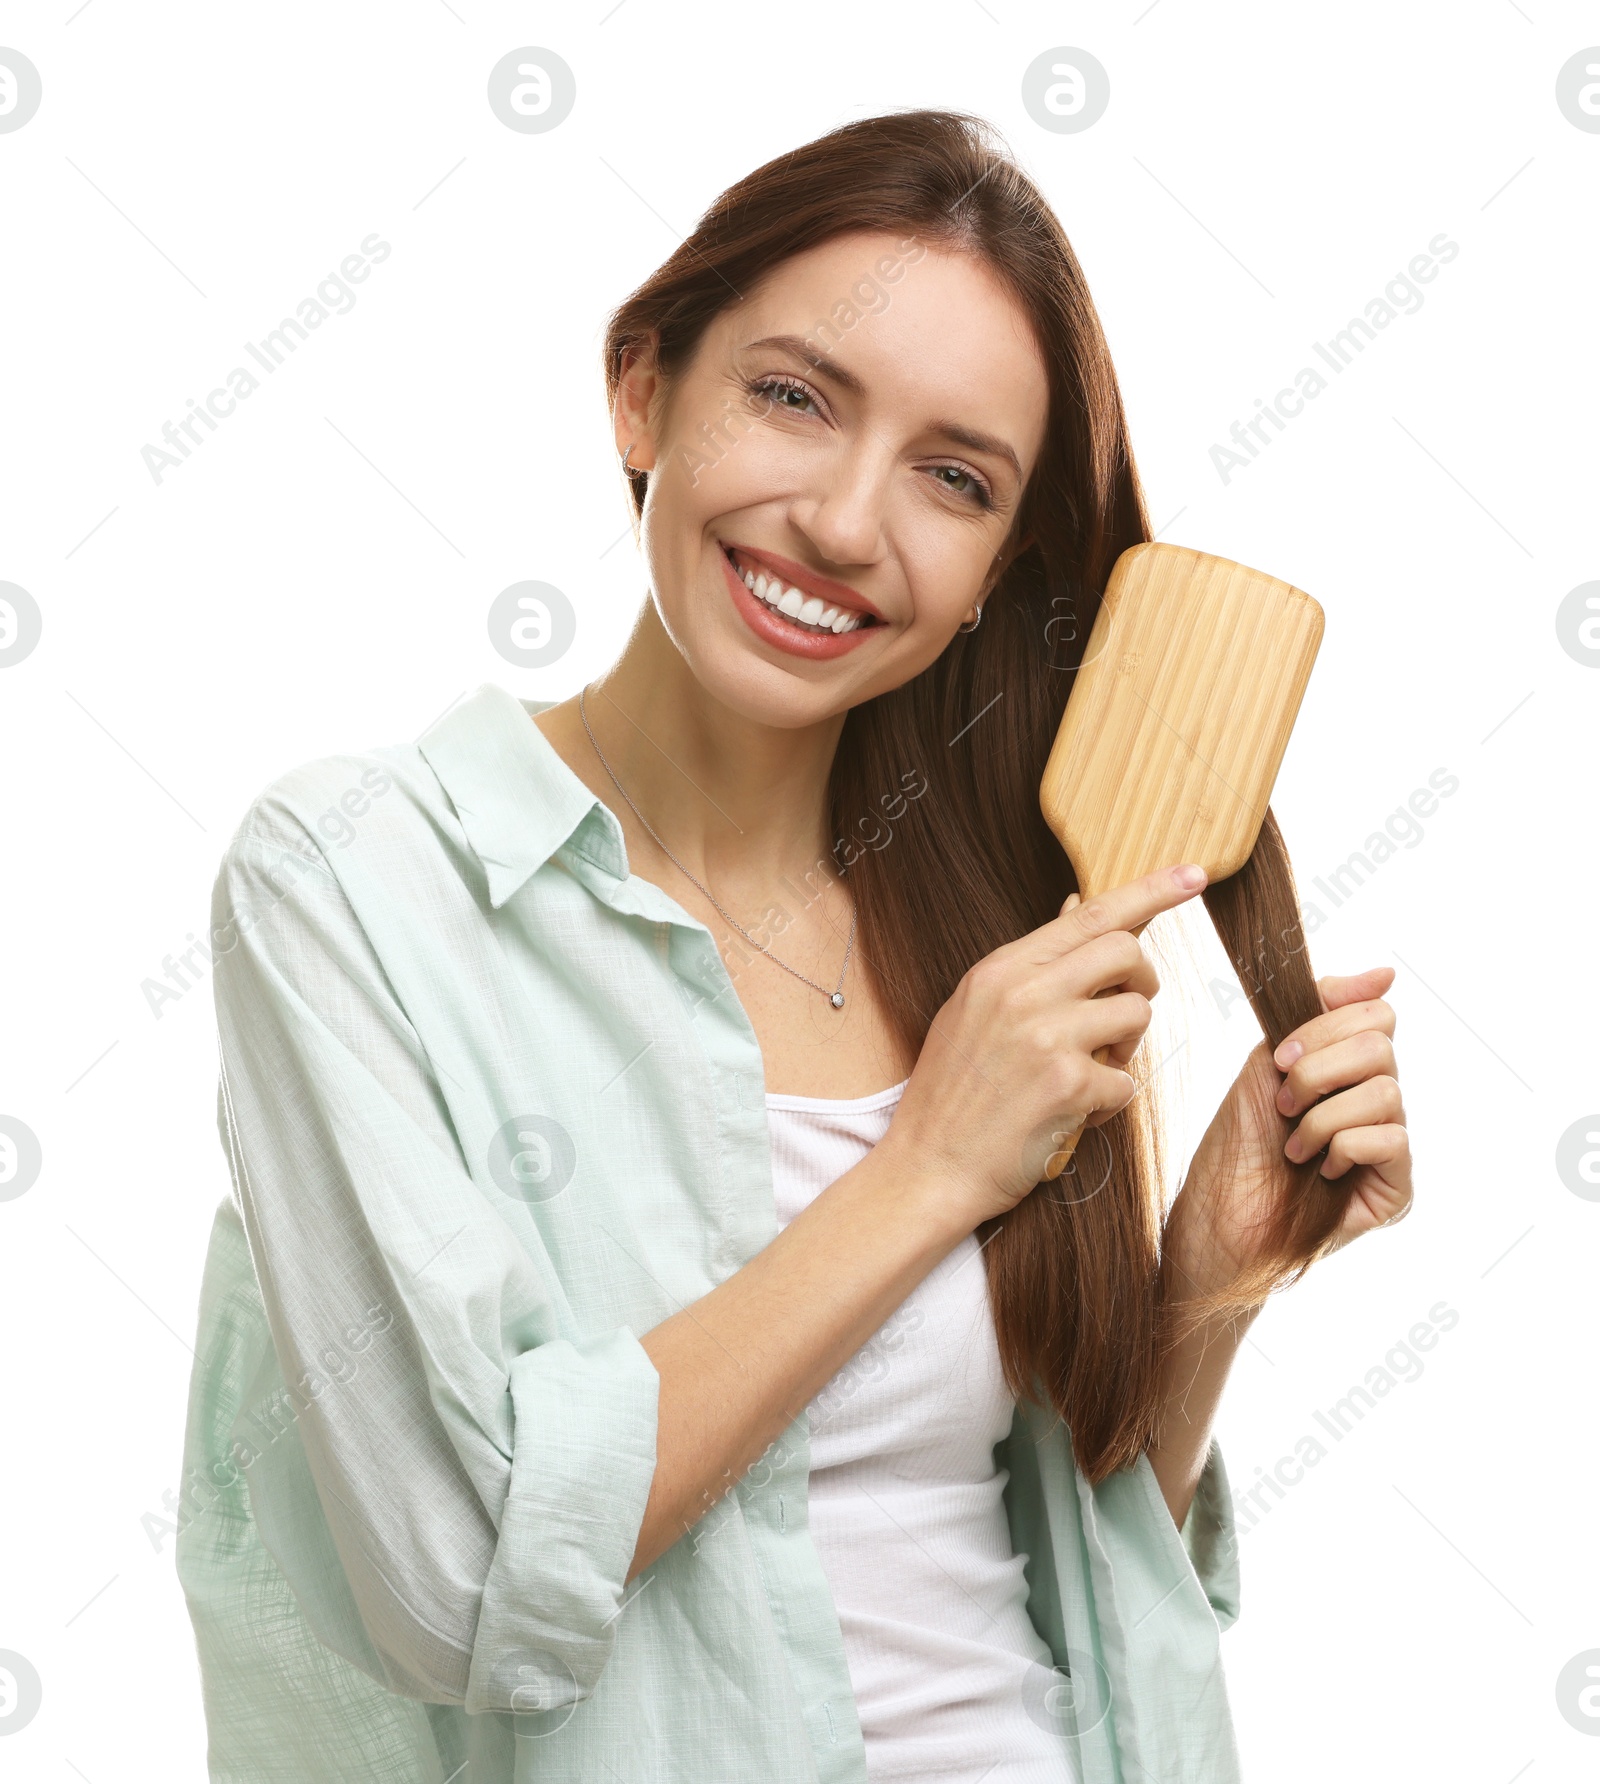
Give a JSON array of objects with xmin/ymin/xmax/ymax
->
[{"xmin": 722, "ymin": 545, "xmax": 879, "ymax": 636}]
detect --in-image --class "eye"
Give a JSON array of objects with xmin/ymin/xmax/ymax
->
[
  {"xmin": 928, "ymin": 463, "xmax": 995, "ymax": 511},
  {"xmin": 747, "ymin": 374, "xmax": 824, "ymax": 417},
  {"xmin": 745, "ymin": 374, "xmax": 997, "ymax": 511}
]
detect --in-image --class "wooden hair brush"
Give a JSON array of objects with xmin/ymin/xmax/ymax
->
[{"xmin": 1037, "ymin": 541, "xmax": 1324, "ymax": 1179}]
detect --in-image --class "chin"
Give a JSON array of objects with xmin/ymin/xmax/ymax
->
[{"xmin": 685, "ymin": 639, "xmax": 861, "ymax": 731}]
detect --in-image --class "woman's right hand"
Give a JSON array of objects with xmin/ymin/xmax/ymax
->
[{"xmin": 881, "ymin": 861, "xmax": 1209, "ymax": 1228}]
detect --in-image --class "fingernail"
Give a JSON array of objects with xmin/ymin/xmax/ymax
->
[
  {"xmin": 1172, "ymin": 863, "xmax": 1206, "ymax": 890},
  {"xmin": 1277, "ymin": 1084, "xmax": 1296, "ymax": 1114},
  {"xmin": 1274, "ymin": 1040, "xmax": 1303, "ymax": 1068},
  {"xmin": 1284, "ymin": 1134, "xmax": 1303, "ymax": 1161}
]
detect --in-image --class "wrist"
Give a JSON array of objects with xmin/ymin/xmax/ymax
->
[
  {"xmin": 863, "ymin": 1125, "xmax": 987, "ymax": 1251},
  {"xmin": 1162, "ymin": 1194, "xmax": 1256, "ymax": 1310}
]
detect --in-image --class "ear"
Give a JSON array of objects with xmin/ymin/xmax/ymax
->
[{"xmin": 613, "ymin": 335, "xmax": 664, "ymax": 471}]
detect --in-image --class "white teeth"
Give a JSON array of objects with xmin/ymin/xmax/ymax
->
[{"xmin": 729, "ymin": 549, "xmax": 868, "ymax": 635}]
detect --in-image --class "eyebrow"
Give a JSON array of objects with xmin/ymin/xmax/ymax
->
[{"xmin": 742, "ymin": 333, "xmax": 1025, "ymax": 485}]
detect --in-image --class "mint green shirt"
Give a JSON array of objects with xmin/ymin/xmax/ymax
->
[{"xmin": 175, "ymin": 680, "xmax": 1243, "ymax": 1783}]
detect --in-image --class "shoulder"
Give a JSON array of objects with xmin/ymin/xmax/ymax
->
[
  {"xmin": 212, "ymin": 732, "xmax": 447, "ymax": 925},
  {"xmin": 225, "ymin": 747, "xmax": 410, "ymax": 856}
]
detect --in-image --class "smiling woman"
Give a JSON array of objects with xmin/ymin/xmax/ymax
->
[
  {"xmin": 176, "ymin": 106, "xmax": 1410, "ymax": 1784},
  {"xmin": 593, "ymin": 221, "xmax": 1050, "ymax": 739}
]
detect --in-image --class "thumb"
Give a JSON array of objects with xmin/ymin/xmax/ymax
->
[{"xmin": 1061, "ymin": 892, "xmax": 1081, "ymax": 916}]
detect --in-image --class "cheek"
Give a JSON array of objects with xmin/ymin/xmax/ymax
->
[
  {"xmin": 898, "ymin": 527, "xmax": 996, "ymax": 631},
  {"xmin": 644, "ymin": 423, "xmax": 782, "ymax": 570},
  {"xmin": 637, "ymin": 479, "xmax": 720, "ymax": 621},
  {"xmin": 665, "ymin": 381, "xmax": 798, "ymax": 499}
]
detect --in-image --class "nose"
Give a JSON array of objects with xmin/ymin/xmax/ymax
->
[{"xmin": 789, "ymin": 433, "xmax": 894, "ymax": 571}]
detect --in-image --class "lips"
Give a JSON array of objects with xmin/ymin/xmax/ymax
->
[
  {"xmin": 722, "ymin": 545, "xmax": 878, "ymax": 633},
  {"xmin": 718, "ymin": 545, "xmax": 882, "ymax": 661}
]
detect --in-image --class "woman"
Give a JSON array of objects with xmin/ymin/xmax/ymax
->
[{"xmin": 175, "ymin": 110, "xmax": 1412, "ymax": 1783}]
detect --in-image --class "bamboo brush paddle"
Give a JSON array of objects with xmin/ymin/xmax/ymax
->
[{"xmin": 1037, "ymin": 541, "xmax": 1324, "ymax": 1179}]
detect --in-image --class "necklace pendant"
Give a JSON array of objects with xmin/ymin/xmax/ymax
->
[{"xmin": 830, "ymin": 992, "xmax": 845, "ymax": 1009}]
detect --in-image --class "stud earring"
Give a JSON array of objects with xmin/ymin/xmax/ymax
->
[{"xmin": 957, "ymin": 601, "xmax": 984, "ymax": 633}]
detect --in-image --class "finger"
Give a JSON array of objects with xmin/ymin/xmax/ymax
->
[
  {"xmin": 1005, "ymin": 927, "xmax": 1160, "ymax": 1023},
  {"xmin": 1278, "ymin": 1030, "xmax": 1398, "ymax": 1117},
  {"xmin": 1030, "ymin": 863, "xmax": 1207, "ymax": 962},
  {"xmin": 1067, "ymin": 1056, "xmax": 1141, "ymax": 1129},
  {"xmin": 1284, "ymin": 1077, "xmax": 1405, "ymax": 1163},
  {"xmin": 1273, "ymin": 992, "xmax": 1396, "ymax": 1071},
  {"xmin": 1319, "ymin": 1122, "xmax": 1411, "ymax": 1186},
  {"xmin": 1035, "ymin": 1053, "xmax": 1143, "ymax": 1154},
  {"xmin": 1056, "ymin": 988, "xmax": 1154, "ymax": 1062},
  {"xmin": 1317, "ymin": 966, "xmax": 1395, "ymax": 1013},
  {"xmin": 1040, "ymin": 929, "xmax": 1160, "ymax": 1004}
]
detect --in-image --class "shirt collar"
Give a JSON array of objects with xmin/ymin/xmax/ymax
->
[{"xmin": 416, "ymin": 682, "xmax": 628, "ymax": 908}]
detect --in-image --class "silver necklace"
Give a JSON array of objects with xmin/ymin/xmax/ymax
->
[{"xmin": 579, "ymin": 684, "xmax": 857, "ymax": 1008}]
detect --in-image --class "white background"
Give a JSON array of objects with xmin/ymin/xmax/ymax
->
[{"xmin": 1, "ymin": 3, "xmax": 1596, "ymax": 1779}]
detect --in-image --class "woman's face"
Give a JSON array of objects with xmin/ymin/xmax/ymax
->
[{"xmin": 620, "ymin": 229, "xmax": 1052, "ymax": 728}]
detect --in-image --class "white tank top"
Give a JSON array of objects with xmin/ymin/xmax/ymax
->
[{"xmin": 766, "ymin": 1080, "xmax": 1079, "ymax": 1784}]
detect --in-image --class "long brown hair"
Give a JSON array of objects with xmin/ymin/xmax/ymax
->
[{"xmin": 602, "ymin": 109, "xmax": 1349, "ymax": 1484}]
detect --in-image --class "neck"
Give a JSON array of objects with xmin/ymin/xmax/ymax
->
[{"xmin": 572, "ymin": 603, "xmax": 845, "ymax": 899}]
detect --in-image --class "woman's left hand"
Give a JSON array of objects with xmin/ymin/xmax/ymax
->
[{"xmin": 1166, "ymin": 965, "xmax": 1414, "ymax": 1295}]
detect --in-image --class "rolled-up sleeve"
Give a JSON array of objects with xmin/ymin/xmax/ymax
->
[
  {"xmin": 466, "ymin": 1334, "xmax": 661, "ymax": 1711},
  {"xmin": 209, "ymin": 795, "xmax": 660, "ymax": 1710}
]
